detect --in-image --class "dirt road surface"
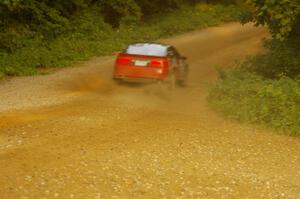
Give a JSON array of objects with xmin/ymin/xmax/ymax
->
[{"xmin": 0, "ymin": 23, "xmax": 299, "ymax": 199}]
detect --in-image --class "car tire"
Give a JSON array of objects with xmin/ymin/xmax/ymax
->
[
  {"xmin": 166, "ymin": 71, "xmax": 176, "ymax": 90},
  {"xmin": 178, "ymin": 79, "xmax": 187, "ymax": 87},
  {"xmin": 113, "ymin": 78, "xmax": 122, "ymax": 85},
  {"xmin": 177, "ymin": 63, "xmax": 189, "ymax": 87}
]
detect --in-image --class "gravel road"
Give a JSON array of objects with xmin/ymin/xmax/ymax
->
[{"xmin": 0, "ymin": 23, "xmax": 299, "ymax": 199}]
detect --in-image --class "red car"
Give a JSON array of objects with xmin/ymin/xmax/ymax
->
[{"xmin": 114, "ymin": 43, "xmax": 188, "ymax": 87}]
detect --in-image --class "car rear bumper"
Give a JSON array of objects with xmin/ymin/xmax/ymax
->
[
  {"xmin": 114, "ymin": 76, "xmax": 160, "ymax": 83},
  {"xmin": 114, "ymin": 66, "xmax": 167, "ymax": 81}
]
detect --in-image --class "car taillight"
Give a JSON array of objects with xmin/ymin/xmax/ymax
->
[
  {"xmin": 117, "ymin": 57, "xmax": 131, "ymax": 64},
  {"xmin": 151, "ymin": 60, "xmax": 167, "ymax": 67}
]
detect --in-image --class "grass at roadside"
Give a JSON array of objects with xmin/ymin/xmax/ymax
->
[
  {"xmin": 209, "ymin": 68, "xmax": 300, "ymax": 136},
  {"xmin": 0, "ymin": 4, "xmax": 243, "ymax": 76},
  {"xmin": 209, "ymin": 36, "xmax": 300, "ymax": 136}
]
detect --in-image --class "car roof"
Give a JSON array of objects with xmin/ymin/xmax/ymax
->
[{"xmin": 125, "ymin": 42, "xmax": 171, "ymax": 57}]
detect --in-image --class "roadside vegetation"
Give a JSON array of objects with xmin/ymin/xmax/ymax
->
[
  {"xmin": 0, "ymin": 0, "xmax": 243, "ymax": 77},
  {"xmin": 209, "ymin": 0, "xmax": 300, "ymax": 136}
]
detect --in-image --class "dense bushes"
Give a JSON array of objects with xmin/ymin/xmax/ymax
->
[
  {"xmin": 209, "ymin": 37, "xmax": 300, "ymax": 136},
  {"xmin": 0, "ymin": 0, "xmax": 197, "ymax": 39},
  {"xmin": 0, "ymin": 9, "xmax": 114, "ymax": 76},
  {"xmin": 209, "ymin": 33, "xmax": 300, "ymax": 136},
  {"xmin": 242, "ymin": 38, "xmax": 300, "ymax": 79},
  {"xmin": 209, "ymin": 70, "xmax": 300, "ymax": 136},
  {"xmin": 0, "ymin": 1, "xmax": 242, "ymax": 52},
  {"xmin": 0, "ymin": 3, "xmax": 243, "ymax": 77},
  {"xmin": 209, "ymin": 0, "xmax": 300, "ymax": 136},
  {"xmin": 244, "ymin": 0, "xmax": 300, "ymax": 39}
]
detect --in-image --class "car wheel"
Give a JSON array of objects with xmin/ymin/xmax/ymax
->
[
  {"xmin": 113, "ymin": 78, "xmax": 122, "ymax": 85},
  {"xmin": 178, "ymin": 79, "xmax": 187, "ymax": 87},
  {"xmin": 177, "ymin": 63, "xmax": 189, "ymax": 87},
  {"xmin": 166, "ymin": 71, "xmax": 176, "ymax": 89}
]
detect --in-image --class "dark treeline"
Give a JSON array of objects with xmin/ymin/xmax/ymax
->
[
  {"xmin": 0, "ymin": 0, "xmax": 239, "ymax": 53},
  {"xmin": 0, "ymin": 0, "xmax": 236, "ymax": 31}
]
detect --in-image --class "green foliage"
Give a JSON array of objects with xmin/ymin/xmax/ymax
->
[
  {"xmin": 0, "ymin": 1, "xmax": 71, "ymax": 35},
  {"xmin": 209, "ymin": 30, "xmax": 300, "ymax": 135},
  {"xmin": 242, "ymin": 37, "xmax": 300, "ymax": 79},
  {"xmin": 136, "ymin": 0, "xmax": 186, "ymax": 16},
  {"xmin": 0, "ymin": 3, "xmax": 242, "ymax": 76},
  {"xmin": 244, "ymin": 0, "xmax": 300, "ymax": 39},
  {"xmin": 210, "ymin": 6, "xmax": 300, "ymax": 135},
  {"xmin": 100, "ymin": 0, "xmax": 142, "ymax": 27},
  {"xmin": 209, "ymin": 70, "xmax": 300, "ymax": 136}
]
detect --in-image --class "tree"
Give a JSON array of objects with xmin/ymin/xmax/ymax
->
[
  {"xmin": 246, "ymin": 0, "xmax": 300, "ymax": 39},
  {"xmin": 99, "ymin": 0, "xmax": 141, "ymax": 27},
  {"xmin": 241, "ymin": 0, "xmax": 300, "ymax": 79}
]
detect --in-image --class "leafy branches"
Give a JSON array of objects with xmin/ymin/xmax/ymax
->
[
  {"xmin": 245, "ymin": 0, "xmax": 300, "ymax": 39},
  {"xmin": 209, "ymin": 0, "xmax": 300, "ymax": 136}
]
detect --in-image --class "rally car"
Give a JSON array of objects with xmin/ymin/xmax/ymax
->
[{"xmin": 113, "ymin": 43, "xmax": 188, "ymax": 87}]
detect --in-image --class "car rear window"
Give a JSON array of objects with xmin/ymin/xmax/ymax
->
[{"xmin": 125, "ymin": 43, "xmax": 168, "ymax": 57}]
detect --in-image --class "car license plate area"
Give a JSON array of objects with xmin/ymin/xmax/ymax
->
[{"xmin": 134, "ymin": 60, "xmax": 149, "ymax": 67}]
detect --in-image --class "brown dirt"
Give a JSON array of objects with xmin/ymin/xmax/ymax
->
[{"xmin": 0, "ymin": 23, "xmax": 300, "ymax": 199}]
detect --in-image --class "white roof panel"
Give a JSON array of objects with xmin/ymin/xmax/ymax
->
[{"xmin": 126, "ymin": 43, "xmax": 168, "ymax": 57}]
